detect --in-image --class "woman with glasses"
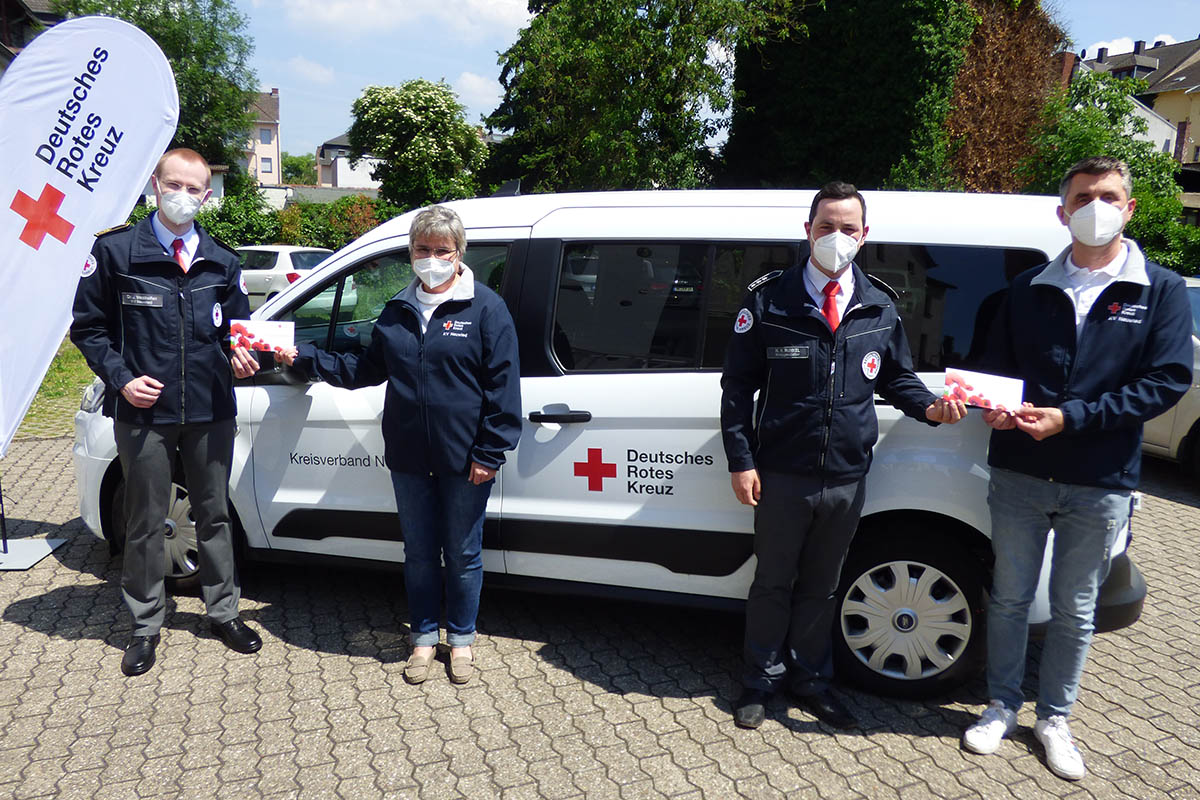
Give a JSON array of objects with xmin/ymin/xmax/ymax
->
[{"xmin": 280, "ymin": 205, "xmax": 521, "ymax": 686}]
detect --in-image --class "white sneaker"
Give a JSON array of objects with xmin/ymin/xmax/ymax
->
[
  {"xmin": 1034, "ymin": 715, "xmax": 1086, "ymax": 780},
  {"xmin": 962, "ymin": 700, "xmax": 1018, "ymax": 754}
]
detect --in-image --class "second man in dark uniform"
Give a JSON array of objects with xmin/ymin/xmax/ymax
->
[{"xmin": 721, "ymin": 182, "xmax": 966, "ymax": 729}]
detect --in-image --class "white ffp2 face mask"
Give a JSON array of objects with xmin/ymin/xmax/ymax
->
[
  {"xmin": 811, "ymin": 231, "xmax": 861, "ymax": 274},
  {"xmin": 1066, "ymin": 198, "xmax": 1126, "ymax": 247},
  {"xmin": 412, "ymin": 257, "xmax": 457, "ymax": 288},
  {"xmin": 159, "ymin": 190, "xmax": 204, "ymax": 225}
]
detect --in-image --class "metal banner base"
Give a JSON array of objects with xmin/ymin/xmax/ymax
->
[{"xmin": 0, "ymin": 538, "xmax": 67, "ymax": 570}]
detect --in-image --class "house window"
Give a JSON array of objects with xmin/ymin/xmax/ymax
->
[
  {"xmin": 260, "ymin": 128, "xmax": 272, "ymax": 145},
  {"xmin": 1194, "ymin": 145, "xmax": 1200, "ymax": 162},
  {"xmin": 261, "ymin": 157, "xmax": 273, "ymax": 174}
]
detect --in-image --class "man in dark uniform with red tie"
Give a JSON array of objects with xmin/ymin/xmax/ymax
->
[
  {"xmin": 71, "ymin": 148, "xmax": 263, "ymax": 676},
  {"xmin": 720, "ymin": 181, "xmax": 966, "ymax": 729}
]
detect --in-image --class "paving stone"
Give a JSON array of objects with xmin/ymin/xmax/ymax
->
[{"xmin": 2, "ymin": 439, "xmax": 1199, "ymax": 800}]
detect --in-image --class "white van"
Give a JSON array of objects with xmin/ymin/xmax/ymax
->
[{"xmin": 73, "ymin": 189, "xmax": 1147, "ymax": 697}]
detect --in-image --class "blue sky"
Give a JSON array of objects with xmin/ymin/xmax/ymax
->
[{"xmin": 238, "ymin": 0, "xmax": 1200, "ymax": 159}]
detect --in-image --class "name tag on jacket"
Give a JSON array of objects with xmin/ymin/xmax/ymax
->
[
  {"xmin": 120, "ymin": 292, "xmax": 164, "ymax": 307},
  {"xmin": 767, "ymin": 345, "xmax": 809, "ymax": 359}
]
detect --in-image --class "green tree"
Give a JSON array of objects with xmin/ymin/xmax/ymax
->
[
  {"xmin": 194, "ymin": 189, "xmax": 279, "ymax": 246},
  {"xmin": 1019, "ymin": 69, "xmax": 1197, "ymax": 272},
  {"xmin": 721, "ymin": 0, "xmax": 978, "ymax": 190},
  {"xmin": 485, "ymin": 0, "xmax": 815, "ymax": 193},
  {"xmin": 281, "ymin": 151, "xmax": 318, "ymax": 184},
  {"xmin": 348, "ymin": 81, "xmax": 486, "ymax": 209},
  {"xmin": 53, "ymin": 0, "xmax": 256, "ymax": 169}
]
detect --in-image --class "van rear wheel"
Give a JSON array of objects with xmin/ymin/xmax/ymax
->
[{"xmin": 834, "ymin": 529, "xmax": 985, "ymax": 698}]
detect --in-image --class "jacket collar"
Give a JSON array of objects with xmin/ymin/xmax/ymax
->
[
  {"xmin": 129, "ymin": 215, "xmax": 225, "ymax": 268},
  {"xmin": 1031, "ymin": 238, "xmax": 1150, "ymax": 291},
  {"xmin": 395, "ymin": 264, "xmax": 476, "ymax": 307},
  {"xmin": 769, "ymin": 262, "xmax": 887, "ymax": 317}
]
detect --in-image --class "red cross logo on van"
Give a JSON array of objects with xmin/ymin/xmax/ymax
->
[
  {"xmin": 10, "ymin": 184, "xmax": 75, "ymax": 250},
  {"xmin": 1108, "ymin": 302, "xmax": 1122, "ymax": 315},
  {"xmin": 573, "ymin": 448, "xmax": 616, "ymax": 491}
]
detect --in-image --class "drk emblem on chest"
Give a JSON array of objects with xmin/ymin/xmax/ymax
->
[{"xmin": 862, "ymin": 350, "xmax": 881, "ymax": 380}]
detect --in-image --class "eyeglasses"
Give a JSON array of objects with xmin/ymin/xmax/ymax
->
[{"xmin": 412, "ymin": 246, "xmax": 458, "ymax": 259}]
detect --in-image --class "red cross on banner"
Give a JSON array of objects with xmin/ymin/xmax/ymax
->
[
  {"xmin": 573, "ymin": 448, "xmax": 617, "ymax": 492},
  {"xmin": 10, "ymin": 184, "xmax": 74, "ymax": 250}
]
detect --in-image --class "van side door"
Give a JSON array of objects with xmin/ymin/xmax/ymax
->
[{"xmin": 501, "ymin": 227, "xmax": 799, "ymax": 601}]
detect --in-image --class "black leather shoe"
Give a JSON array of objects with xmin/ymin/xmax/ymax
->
[
  {"xmin": 210, "ymin": 618, "xmax": 262, "ymax": 654},
  {"xmin": 734, "ymin": 688, "xmax": 770, "ymax": 729},
  {"xmin": 121, "ymin": 634, "xmax": 160, "ymax": 676},
  {"xmin": 792, "ymin": 689, "xmax": 856, "ymax": 729}
]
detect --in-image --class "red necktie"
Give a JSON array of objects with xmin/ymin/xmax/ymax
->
[
  {"xmin": 822, "ymin": 280, "xmax": 840, "ymax": 332},
  {"xmin": 172, "ymin": 238, "xmax": 188, "ymax": 272}
]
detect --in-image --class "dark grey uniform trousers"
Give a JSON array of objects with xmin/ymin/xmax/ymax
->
[
  {"xmin": 743, "ymin": 471, "xmax": 866, "ymax": 694},
  {"xmin": 114, "ymin": 420, "xmax": 241, "ymax": 635}
]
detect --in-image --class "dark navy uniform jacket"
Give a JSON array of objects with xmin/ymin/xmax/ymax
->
[
  {"xmin": 984, "ymin": 241, "xmax": 1193, "ymax": 491},
  {"xmin": 70, "ymin": 216, "xmax": 248, "ymax": 425},
  {"xmin": 293, "ymin": 269, "xmax": 522, "ymax": 476},
  {"xmin": 721, "ymin": 263, "xmax": 937, "ymax": 483}
]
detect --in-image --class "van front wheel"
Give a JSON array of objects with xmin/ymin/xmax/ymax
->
[{"xmin": 833, "ymin": 530, "xmax": 985, "ymax": 698}]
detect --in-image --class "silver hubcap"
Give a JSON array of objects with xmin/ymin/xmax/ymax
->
[
  {"xmin": 840, "ymin": 560, "xmax": 972, "ymax": 681},
  {"xmin": 162, "ymin": 484, "xmax": 199, "ymax": 579}
]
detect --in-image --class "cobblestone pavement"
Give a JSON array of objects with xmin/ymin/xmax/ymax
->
[{"xmin": 1, "ymin": 437, "xmax": 1198, "ymax": 799}]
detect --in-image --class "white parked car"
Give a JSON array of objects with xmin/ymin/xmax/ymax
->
[
  {"xmin": 75, "ymin": 190, "xmax": 1148, "ymax": 698},
  {"xmin": 236, "ymin": 245, "xmax": 333, "ymax": 310},
  {"xmin": 1143, "ymin": 276, "xmax": 1200, "ymax": 475}
]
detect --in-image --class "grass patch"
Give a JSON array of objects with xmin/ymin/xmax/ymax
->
[{"xmin": 16, "ymin": 338, "xmax": 95, "ymax": 439}]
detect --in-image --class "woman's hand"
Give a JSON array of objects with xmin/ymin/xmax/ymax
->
[
  {"xmin": 276, "ymin": 346, "xmax": 299, "ymax": 366},
  {"xmin": 469, "ymin": 462, "xmax": 496, "ymax": 485}
]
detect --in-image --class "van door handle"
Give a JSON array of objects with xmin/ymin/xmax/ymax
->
[{"xmin": 529, "ymin": 410, "xmax": 592, "ymax": 423}]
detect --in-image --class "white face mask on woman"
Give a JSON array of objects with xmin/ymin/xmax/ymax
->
[
  {"xmin": 811, "ymin": 231, "xmax": 861, "ymax": 274},
  {"xmin": 1065, "ymin": 198, "xmax": 1126, "ymax": 247},
  {"xmin": 158, "ymin": 190, "xmax": 204, "ymax": 225},
  {"xmin": 412, "ymin": 257, "xmax": 457, "ymax": 288}
]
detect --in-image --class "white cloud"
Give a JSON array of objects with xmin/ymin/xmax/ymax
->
[
  {"xmin": 287, "ymin": 56, "xmax": 335, "ymax": 85},
  {"xmin": 276, "ymin": 0, "xmax": 530, "ymax": 41},
  {"xmin": 1085, "ymin": 37, "xmax": 1134, "ymax": 56},
  {"xmin": 453, "ymin": 71, "xmax": 502, "ymax": 121},
  {"xmin": 1085, "ymin": 33, "xmax": 1178, "ymax": 58}
]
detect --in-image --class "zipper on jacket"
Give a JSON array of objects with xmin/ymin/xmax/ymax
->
[
  {"xmin": 399, "ymin": 300, "xmax": 435, "ymax": 470},
  {"xmin": 178, "ymin": 279, "xmax": 186, "ymax": 423},
  {"xmin": 819, "ymin": 348, "xmax": 836, "ymax": 469}
]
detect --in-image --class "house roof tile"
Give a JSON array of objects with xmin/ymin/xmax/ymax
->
[
  {"xmin": 250, "ymin": 91, "xmax": 279, "ymax": 122},
  {"xmin": 1085, "ymin": 38, "xmax": 1200, "ymax": 94}
]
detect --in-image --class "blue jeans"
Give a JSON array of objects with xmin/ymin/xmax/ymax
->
[
  {"xmin": 986, "ymin": 467, "xmax": 1130, "ymax": 719},
  {"xmin": 390, "ymin": 471, "xmax": 493, "ymax": 648}
]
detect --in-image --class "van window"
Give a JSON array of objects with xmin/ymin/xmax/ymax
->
[
  {"xmin": 703, "ymin": 244, "xmax": 799, "ymax": 367},
  {"xmin": 855, "ymin": 244, "xmax": 1045, "ymax": 371},
  {"xmin": 553, "ymin": 242, "xmax": 709, "ymax": 370}
]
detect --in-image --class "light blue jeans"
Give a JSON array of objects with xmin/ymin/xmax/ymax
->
[
  {"xmin": 985, "ymin": 467, "xmax": 1131, "ymax": 719},
  {"xmin": 391, "ymin": 471, "xmax": 493, "ymax": 648}
]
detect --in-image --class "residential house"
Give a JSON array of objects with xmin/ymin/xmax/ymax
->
[
  {"xmin": 316, "ymin": 132, "xmax": 382, "ymax": 189},
  {"xmin": 243, "ymin": 88, "xmax": 281, "ymax": 185},
  {"xmin": 1085, "ymin": 38, "xmax": 1200, "ymax": 163},
  {"xmin": 1084, "ymin": 37, "xmax": 1200, "ymax": 224},
  {"xmin": 1070, "ymin": 58, "xmax": 1178, "ymax": 156}
]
